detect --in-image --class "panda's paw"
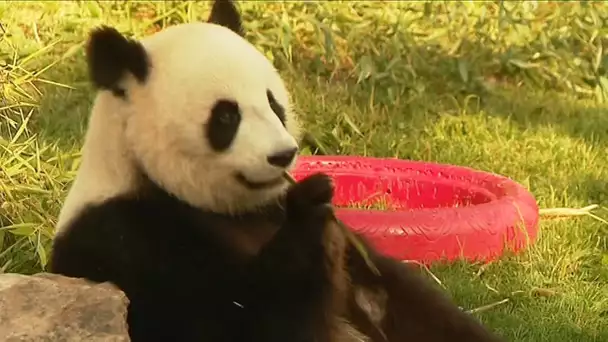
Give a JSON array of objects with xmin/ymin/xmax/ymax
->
[{"xmin": 285, "ymin": 172, "xmax": 334, "ymax": 219}]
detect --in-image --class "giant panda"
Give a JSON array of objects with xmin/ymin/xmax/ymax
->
[{"xmin": 50, "ymin": 1, "xmax": 505, "ymax": 341}]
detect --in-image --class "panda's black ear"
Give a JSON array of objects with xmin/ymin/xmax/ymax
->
[
  {"xmin": 86, "ymin": 26, "xmax": 150, "ymax": 95},
  {"xmin": 208, "ymin": 0, "xmax": 244, "ymax": 36}
]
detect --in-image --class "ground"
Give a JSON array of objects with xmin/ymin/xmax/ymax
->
[{"xmin": 1, "ymin": 2, "xmax": 607, "ymax": 341}]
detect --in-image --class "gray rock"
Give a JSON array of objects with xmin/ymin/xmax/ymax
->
[{"xmin": 0, "ymin": 272, "xmax": 130, "ymax": 341}]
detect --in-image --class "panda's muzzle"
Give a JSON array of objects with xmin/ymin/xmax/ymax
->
[{"xmin": 235, "ymin": 173, "xmax": 285, "ymax": 190}]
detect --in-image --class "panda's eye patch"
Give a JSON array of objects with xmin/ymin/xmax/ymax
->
[
  {"xmin": 207, "ymin": 99, "xmax": 241, "ymax": 152},
  {"xmin": 266, "ymin": 89, "xmax": 285, "ymax": 126}
]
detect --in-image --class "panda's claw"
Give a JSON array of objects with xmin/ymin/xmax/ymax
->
[{"xmin": 285, "ymin": 172, "xmax": 334, "ymax": 218}]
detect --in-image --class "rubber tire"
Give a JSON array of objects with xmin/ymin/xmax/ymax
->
[{"xmin": 291, "ymin": 156, "xmax": 539, "ymax": 264}]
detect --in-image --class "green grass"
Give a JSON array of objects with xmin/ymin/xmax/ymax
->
[{"xmin": 1, "ymin": 1, "xmax": 607, "ymax": 340}]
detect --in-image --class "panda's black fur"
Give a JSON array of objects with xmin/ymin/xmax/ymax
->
[
  {"xmin": 52, "ymin": 171, "xmax": 346, "ymax": 341},
  {"xmin": 50, "ymin": 1, "xmax": 505, "ymax": 341}
]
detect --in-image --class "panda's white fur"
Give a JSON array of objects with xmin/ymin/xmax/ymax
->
[{"xmin": 57, "ymin": 22, "xmax": 303, "ymax": 235}]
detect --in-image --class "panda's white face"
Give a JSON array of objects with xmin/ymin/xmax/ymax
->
[
  {"xmin": 124, "ymin": 22, "xmax": 301, "ymax": 213},
  {"xmin": 56, "ymin": 1, "xmax": 304, "ymax": 232}
]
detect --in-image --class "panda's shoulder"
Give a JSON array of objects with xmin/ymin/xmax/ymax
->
[{"xmin": 58, "ymin": 194, "xmax": 215, "ymax": 252}]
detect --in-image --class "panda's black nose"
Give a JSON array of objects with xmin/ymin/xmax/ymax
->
[{"xmin": 267, "ymin": 147, "xmax": 298, "ymax": 168}]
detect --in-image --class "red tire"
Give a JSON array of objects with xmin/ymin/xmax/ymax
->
[{"xmin": 291, "ymin": 156, "xmax": 539, "ymax": 264}]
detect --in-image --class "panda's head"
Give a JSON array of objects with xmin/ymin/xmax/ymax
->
[{"xmin": 57, "ymin": 0, "xmax": 303, "ymax": 230}]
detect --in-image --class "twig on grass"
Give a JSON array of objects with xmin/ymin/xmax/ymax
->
[
  {"xmin": 540, "ymin": 204, "xmax": 608, "ymax": 225},
  {"xmin": 539, "ymin": 204, "xmax": 599, "ymax": 217},
  {"xmin": 466, "ymin": 298, "xmax": 510, "ymax": 314},
  {"xmin": 401, "ymin": 259, "xmax": 445, "ymax": 289}
]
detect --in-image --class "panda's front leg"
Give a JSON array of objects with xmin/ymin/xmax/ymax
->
[
  {"xmin": 345, "ymin": 239, "xmax": 505, "ymax": 342},
  {"xmin": 245, "ymin": 173, "xmax": 348, "ymax": 342}
]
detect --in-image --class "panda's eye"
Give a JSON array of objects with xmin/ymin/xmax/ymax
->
[
  {"xmin": 211, "ymin": 100, "xmax": 241, "ymax": 127},
  {"xmin": 219, "ymin": 111, "xmax": 238, "ymax": 125},
  {"xmin": 207, "ymin": 100, "xmax": 242, "ymax": 152}
]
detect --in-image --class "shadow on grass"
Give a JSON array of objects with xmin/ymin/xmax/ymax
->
[
  {"xmin": 25, "ymin": 4, "xmax": 608, "ymax": 156},
  {"xmin": 288, "ymin": 36, "xmax": 608, "ymax": 154},
  {"xmin": 478, "ymin": 88, "xmax": 608, "ymax": 150}
]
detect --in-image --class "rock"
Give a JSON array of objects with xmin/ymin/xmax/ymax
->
[{"xmin": 0, "ymin": 273, "xmax": 130, "ymax": 341}]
